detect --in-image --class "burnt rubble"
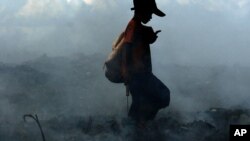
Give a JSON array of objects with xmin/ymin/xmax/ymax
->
[{"xmin": 0, "ymin": 108, "xmax": 249, "ymax": 141}]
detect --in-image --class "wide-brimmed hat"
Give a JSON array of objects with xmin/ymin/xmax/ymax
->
[{"xmin": 131, "ymin": 0, "xmax": 165, "ymax": 17}]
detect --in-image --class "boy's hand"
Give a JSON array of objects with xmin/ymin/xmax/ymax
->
[
  {"xmin": 151, "ymin": 30, "xmax": 161, "ymax": 44},
  {"xmin": 144, "ymin": 27, "xmax": 161, "ymax": 44},
  {"xmin": 155, "ymin": 30, "xmax": 161, "ymax": 35}
]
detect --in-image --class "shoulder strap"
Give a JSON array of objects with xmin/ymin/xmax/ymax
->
[{"xmin": 112, "ymin": 32, "xmax": 125, "ymax": 50}]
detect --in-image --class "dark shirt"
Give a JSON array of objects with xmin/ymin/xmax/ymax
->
[{"xmin": 122, "ymin": 18, "xmax": 153, "ymax": 75}]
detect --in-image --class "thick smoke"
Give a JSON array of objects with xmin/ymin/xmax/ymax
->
[{"xmin": 0, "ymin": 0, "xmax": 250, "ymax": 141}]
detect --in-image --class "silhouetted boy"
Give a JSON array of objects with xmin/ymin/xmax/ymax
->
[{"xmin": 122, "ymin": 0, "xmax": 170, "ymax": 126}]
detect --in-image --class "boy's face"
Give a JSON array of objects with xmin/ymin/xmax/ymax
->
[{"xmin": 140, "ymin": 11, "xmax": 153, "ymax": 24}]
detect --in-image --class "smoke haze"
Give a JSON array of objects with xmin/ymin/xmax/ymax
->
[{"xmin": 0, "ymin": 0, "xmax": 250, "ymax": 140}]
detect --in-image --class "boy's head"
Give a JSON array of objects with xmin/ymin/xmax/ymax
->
[{"xmin": 132, "ymin": 0, "xmax": 165, "ymax": 23}]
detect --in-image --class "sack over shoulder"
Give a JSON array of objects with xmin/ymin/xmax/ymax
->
[{"xmin": 104, "ymin": 32, "xmax": 125, "ymax": 83}]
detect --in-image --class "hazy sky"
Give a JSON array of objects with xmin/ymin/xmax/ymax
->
[{"xmin": 0, "ymin": 0, "xmax": 249, "ymax": 66}]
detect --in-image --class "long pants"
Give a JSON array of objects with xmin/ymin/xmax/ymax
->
[{"xmin": 128, "ymin": 73, "xmax": 170, "ymax": 122}]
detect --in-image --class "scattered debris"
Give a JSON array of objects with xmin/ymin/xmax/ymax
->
[{"xmin": 23, "ymin": 114, "xmax": 46, "ymax": 141}]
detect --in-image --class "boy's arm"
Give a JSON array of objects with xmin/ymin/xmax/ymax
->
[{"xmin": 143, "ymin": 26, "xmax": 161, "ymax": 44}]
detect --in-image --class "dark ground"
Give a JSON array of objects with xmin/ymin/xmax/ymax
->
[{"xmin": 1, "ymin": 108, "xmax": 250, "ymax": 141}]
